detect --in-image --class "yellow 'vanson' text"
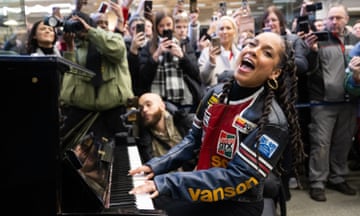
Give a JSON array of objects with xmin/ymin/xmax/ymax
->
[{"xmin": 187, "ymin": 177, "xmax": 259, "ymax": 202}]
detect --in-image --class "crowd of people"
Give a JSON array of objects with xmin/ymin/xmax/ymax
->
[{"xmin": 2, "ymin": 0, "xmax": 360, "ymax": 215}]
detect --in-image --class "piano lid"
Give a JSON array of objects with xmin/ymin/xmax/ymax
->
[{"xmin": 0, "ymin": 55, "xmax": 95, "ymax": 77}]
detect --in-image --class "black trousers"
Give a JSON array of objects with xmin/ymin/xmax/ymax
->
[{"xmin": 154, "ymin": 196, "xmax": 264, "ymax": 216}]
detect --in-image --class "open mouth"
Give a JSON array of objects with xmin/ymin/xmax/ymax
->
[{"xmin": 241, "ymin": 58, "xmax": 255, "ymax": 70}]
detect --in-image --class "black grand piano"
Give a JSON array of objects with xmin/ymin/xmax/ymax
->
[{"xmin": 2, "ymin": 55, "xmax": 166, "ymax": 216}]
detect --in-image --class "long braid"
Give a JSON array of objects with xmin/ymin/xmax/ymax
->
[
  {"xmin": 254, "ymin": 88, "xmax": 276, "ymax": 170},
  {"xmin": 219, "ymin": 79, "xmax": 234, "ymax": 104},
  {"xmin": 252, "ymin": 39, "xmax": 305, "ymax": 177},
  {"xmin": 277, "ymin": 40, "xmax": 305, "ymax": 178}
]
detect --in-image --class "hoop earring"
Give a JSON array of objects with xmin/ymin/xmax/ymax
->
[{"xmin": 267, "ymin": 78, "xmax": 278, "ymax": 90}]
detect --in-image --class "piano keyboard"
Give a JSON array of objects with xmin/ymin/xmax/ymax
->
[
  {"xmin": 109, "ymin": 145, "xmax": 154, "ymax": 210},
  {"xmin": 127, "ymin": 145, "xmax": 155, "ymax": 210}
]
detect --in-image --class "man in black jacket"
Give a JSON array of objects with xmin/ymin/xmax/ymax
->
[{"xmin": 136, "ymin": 93, "xmax": 196, "ymax": 170}]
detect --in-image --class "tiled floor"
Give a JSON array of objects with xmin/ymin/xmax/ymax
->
[{"xmin": 286, "ymin": 169, "xmax": 360, "ymax": 216}]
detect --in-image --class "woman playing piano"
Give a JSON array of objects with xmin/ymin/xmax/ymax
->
[{"xmin": 129, "ymin": 32, "xmax": 304, "ymax": 216}]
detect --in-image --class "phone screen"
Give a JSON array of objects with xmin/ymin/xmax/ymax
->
[
  {"xmin": 211, "ymin": 37, "xmax": 221, "ymax": 48},
  {"xmin": 136, "ymin": 23, "xmax": 145, "ymax": 33},
  {"xmin": 190, "ymin": 0, "xmax": 197, "ymax": 13}
]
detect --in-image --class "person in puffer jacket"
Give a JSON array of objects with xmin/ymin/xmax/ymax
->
[{"xmin": 129, "ymin": 32, "xmax": 304, "ymax": 216}]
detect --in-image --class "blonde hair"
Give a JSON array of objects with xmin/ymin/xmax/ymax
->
[{"xmin": 173, "ymin": 11, "xmax": 189, "ymax": 24}]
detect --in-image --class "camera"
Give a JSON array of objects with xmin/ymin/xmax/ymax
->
[
  {"xmin": 44, "ymin": 16, "xmax": 84, "ymax": 33},
  {"xmin": 306, "ymin": 2, "xmax": 323, "ymax": 12}
]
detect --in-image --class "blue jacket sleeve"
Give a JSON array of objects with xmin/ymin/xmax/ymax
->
[{"xmin": 151, "ymin": 122, "xmax": 288, "ymax": 202}]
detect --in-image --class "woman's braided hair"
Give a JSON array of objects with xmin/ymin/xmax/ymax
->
[{"xmin": 218, "ymin": 38, "xmax": 305, "ymax": 176}]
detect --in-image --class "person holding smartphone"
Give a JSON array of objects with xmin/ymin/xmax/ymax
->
[
  {"xmin": 304, "ymin": 3, "xmax": 358, "ymax": 202},
  {"xmin": 124, "ymin": 15, "xmax": 147, "ymax": 96},
  {"xmin": 138, "ymin": 8, "xmax": 201, "ymax": 113},
  {"xmin": 198, "ymin": 16, "xmax": 240, "ymax": 88}
]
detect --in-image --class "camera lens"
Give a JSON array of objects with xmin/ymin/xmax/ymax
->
[{"xmin": 44, "ymin": 16, "xmax": 62, "ymax": 27}]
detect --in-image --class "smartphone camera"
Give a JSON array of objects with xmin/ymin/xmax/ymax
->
[
  {"xmin": 211, "ymin": 15, "xmax": 218, "ymax": 22},
  {"xmin": 163, "ymin": 29, "xmax": 173, "ymax": 40}
]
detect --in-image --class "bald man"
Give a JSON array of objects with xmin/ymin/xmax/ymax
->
[
  {"xmin": 137, "ymin": 93, "xmax": 196, "ymax": 170},
  {"xmin": 90, "ymin": 12, "xmax": 109, "ymax": 31}
]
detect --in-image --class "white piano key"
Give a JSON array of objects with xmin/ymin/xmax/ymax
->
[{"xmin": 127, "ymin": 145, "xmax": 155, "ymax": 210}]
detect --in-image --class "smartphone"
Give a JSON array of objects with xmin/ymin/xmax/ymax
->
[
  {"xmin": 190, "ymin": 0, "xmax": 197, "ymax": 13},
  {"xmin": 219, "ymin": 2, "xmax": 227, "ymax": 16},
  {"xmin": 163, "ymin": 29, "xmax": 173, "ymax": 40},
  {"xmin": 200, "ymin": 26, "xmax": 210, "ymax": 40},
  {"xmin": 211, "ymin": 36, "xmax": 221, "ymax": 55},
  {"xmin": 211, "ymin": 36, "xmax": 221, "ymax": 49},
  {"xmin": 298, "ymin": 21, "xmax": 309, "ymax": 33},
  {"xmin": 136, "ymin": 23, "xmax": 145, "ymax": 33},
  {"xmin": 97, "ymin": 2, "xmax": 108, "ymax": 13},
  {"xmin": 313, "ymin": 31, "xmax": 330, "ymax": 41},
  {"xmin": 144, "ymin": 0, "xmax": 152, "ymax": 14},
  {"xmin": 306, "ymin": 2, "xmax": 323, "ymax": 12}
]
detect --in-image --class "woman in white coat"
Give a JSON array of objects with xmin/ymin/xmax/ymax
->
[{"xmin": 198, "ymin": 16, "xmax": 240, "ymax": 88}]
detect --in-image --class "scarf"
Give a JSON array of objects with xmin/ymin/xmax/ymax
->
[
  {"xmin": 85, "ymin": 41, "xmax": 103, "ymax": 98},
  {"xmin": 151, "ymin": 53, "xmax": 185, "ymax": 104}
]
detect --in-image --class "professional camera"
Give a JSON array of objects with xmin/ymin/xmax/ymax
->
[
  {"xmin": 306, "ymin": 2, "xmax": 322, "ymax": 12},
  {"xmin": 44, "ymin": 16, "xmax": 84, "ymax": 33}
]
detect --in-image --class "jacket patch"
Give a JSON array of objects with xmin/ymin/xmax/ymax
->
[
  {"xmin": 232, "ymin": 115, "xmax": 256, "ymax": 134},
  {"xmin": 217, "ymin": 130, "xmax": 236, "ymax": 159},
  {"xmin": 258, "ymin": 134, "xmax": 278, "ymax": 158},
  {"xmin": 208, "ymin": 95, "xmax": 219, "ymax": 105}
]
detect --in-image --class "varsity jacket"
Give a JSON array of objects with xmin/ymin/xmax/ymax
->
[{"xmin": 145, "ymin": 83, "xmax": 289, "ymax": 203}]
